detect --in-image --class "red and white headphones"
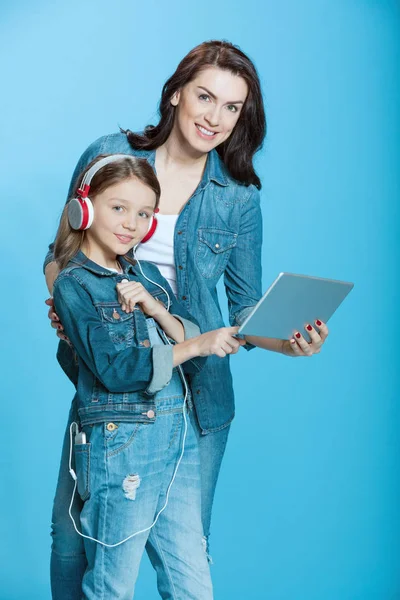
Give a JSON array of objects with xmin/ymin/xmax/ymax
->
[{"xmin": 67, "ymin": 154, "xmax": 158, "ymax": 243}]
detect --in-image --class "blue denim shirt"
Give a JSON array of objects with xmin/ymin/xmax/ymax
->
[
  {"xmin": 53, "ymin": 251, "xmax": 204, "ymax": 427},
  {"xmin": 45, "ymin": 132, "xmax": 263, "ymax": 433}
]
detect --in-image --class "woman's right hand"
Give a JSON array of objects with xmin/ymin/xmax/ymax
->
[
  {"xmin": 194, "ymin": 327, "xmax": 246, "ymax": 358},
  {"xmin": 45, "ymin": 297, "xmax": 71, "ymax": 344}
]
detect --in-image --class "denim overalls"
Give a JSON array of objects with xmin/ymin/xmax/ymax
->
[{"xmin": 52, "ymin": 253, "xmax": 213, "ymax": 599}]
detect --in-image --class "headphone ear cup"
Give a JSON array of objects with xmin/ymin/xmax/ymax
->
[
  {"xmin": 141, "ymin": 213, "xmax": 158, "ymax": 244},
  {"xmin": 68, "ymin": 196, "xmax": 94, "ymax": 230}
]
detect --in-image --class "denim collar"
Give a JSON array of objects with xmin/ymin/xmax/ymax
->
[
  {"xmin": 135, "ymin": 147, "xmax": 229, "ymax": 188},
  {"xmin": 69, "ymin": 250, "xmax": 138, "ymax": 277}
]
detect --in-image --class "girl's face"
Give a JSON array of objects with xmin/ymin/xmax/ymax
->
[
  {"xmin": 84, "ymin": 178, "xmax": 157, "ymax": 260},
  {"xmin": 171, "ymin": 66, "xmax": 248, "ymax": 155}
]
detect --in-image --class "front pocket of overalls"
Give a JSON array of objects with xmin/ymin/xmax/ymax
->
[
  {"xmin": 98, "ymin": 304, "xmax": 134, "ymax": 350},
  {"xmin": 196, "ymin": 228, "xmax": 237, "ymax": 279},
  {"xmin": 104, "ymin": 422, "xmax": 146, "ymax": 458},
  {"xmin": 74, "ymin": 443, "xmax": 91, "ymax": 501}
]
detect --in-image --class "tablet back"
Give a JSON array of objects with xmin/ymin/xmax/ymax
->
[{"xmin": 238, "ymin": 273, "xmax": 354, "ymax": 341}]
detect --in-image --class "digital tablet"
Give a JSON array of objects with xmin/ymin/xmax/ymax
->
[{"xmin": 238, "ymin": 273, "xmax": 354, "ymax": 342}]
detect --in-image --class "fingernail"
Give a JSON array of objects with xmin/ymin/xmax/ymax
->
[
  {"xmin": 295, "ymin": 332, "xmax": 301, "ymax": 339},
  {"xmin": 306, "ymin": 324, "xmax": 312, "ymax": 331},
  {"xmin": 290, "ymin": 339, "xmax": 295, "ymax": 344},
  {"xmin": 57, "ymin": 325, "xmax": 63, "ymax": 330},
  {"xmin": 53, "ymin": 314, "xmax": 59, "ymax": 321},
  {"xmin": 316, "ymin": 320, "xmax": 322, "ymax": 326}
]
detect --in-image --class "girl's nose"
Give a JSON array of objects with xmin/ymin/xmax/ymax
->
[{"xmin": 124, "ymin": 216, "xmax": 136, "ymax": 230}]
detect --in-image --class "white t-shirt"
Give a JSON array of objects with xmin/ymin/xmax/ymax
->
[{"xmin": 135, "ymin": 213, "xmax": 179, "ymax": 296}]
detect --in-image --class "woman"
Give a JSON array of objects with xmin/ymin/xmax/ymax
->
[{"xmin": 44, "ymin": 40, "xmax": 328, "ymax": 599}]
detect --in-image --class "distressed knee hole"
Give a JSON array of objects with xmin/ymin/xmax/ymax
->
[{"xmin": 122, "ymin": 474, "xmax": 141, "ymax": 500}]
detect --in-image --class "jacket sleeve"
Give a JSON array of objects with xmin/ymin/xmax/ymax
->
[
  {"xmin": 56, "ymin": 340, "xmax": 79, "ymax": 388},
  {"xmin": 53, "ymin": 273, "xmax": 174, "ymax": 395},
  {"xmin": 223, "ymin": 185, "xmax": 263, "ymax": 351},
  {"xmin": 43, "ymin": 136, "xmax": 107, "ymax": 273}
]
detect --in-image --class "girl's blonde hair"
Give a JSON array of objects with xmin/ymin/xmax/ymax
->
[{"xmin": 54, "ymin": 154, "xmax": 161, "ymax": 270}]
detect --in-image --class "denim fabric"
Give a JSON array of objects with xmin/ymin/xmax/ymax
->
[
  {"xmin": 53, "ymin": 251, "xmax": 205, "ymax": 427},
  {"xmin": 45, "ymin": 132, "xmax": 263, "ymax": 432},
  {"xmin": 50, "ymin": 393, "xmax": 227, "ymax": 599},
  {"xmin": 52, "ymin": 319, "xmax": 212, "ymax": 599}
]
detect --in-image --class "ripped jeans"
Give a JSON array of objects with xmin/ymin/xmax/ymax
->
[
  {"xmin": 50, "ymin": 396, "xmax": 229, "ymax": 599},
  {"xmin": 54, "ymin": 363, "xmax": 213, "ymax": 599}
]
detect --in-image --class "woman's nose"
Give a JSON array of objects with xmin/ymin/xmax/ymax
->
[{"xmin": 204, "ymin": 106, "xmax": 219, "ymax": 128}]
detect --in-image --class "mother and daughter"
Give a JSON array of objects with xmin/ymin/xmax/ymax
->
[{"xmin": 45, "ymin": 40, "xmax": 328, "ymax": 599}]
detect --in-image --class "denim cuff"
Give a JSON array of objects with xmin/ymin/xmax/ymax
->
[
  {"xmin": 233, "ymin": 306, "xmax": 256, "ymax": 351},
  {"xmin": 172, "ymin": 315, "xmax": 200, "ymax": 340},
  {"xmin": 145, "ymin": 344, "xmax": 174, "ymax": 395}
]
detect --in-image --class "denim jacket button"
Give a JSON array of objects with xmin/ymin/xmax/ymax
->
[
  {"xmin": 146, "ymin": 410, "xmax": 155, "ymax": 419},
  {"xmin": 215, "ymin": 243, "xmax": 220, "ymax": 249},
  {"xmin": 106, "ymin": 422, "xmax": 118, "ymax": 431},
  {"xmin": 112, "ymin": 309, "xmax": 120, "ymax": 320},
  {"xmin": 141, "ymin": 339, "xmax": 151, "ymax": 348}
]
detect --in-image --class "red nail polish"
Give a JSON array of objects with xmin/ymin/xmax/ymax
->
[
  {"xmin": 306, "ymin": 325, "xmax": 312, "ymax": 331},
  {"xmin": 316, "ymin": 320, "xmax": 322, "ymax": 326},
  {"xmin": 295, "ymin": 332, "xmax": 301, "ymax": 339}
]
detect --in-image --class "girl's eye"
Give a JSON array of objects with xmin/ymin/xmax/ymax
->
[
  {"xmin": 199, "ymin": 93, "xmax": 211, "ymax": 102},
  {"xmin": 139, "ymin": 211, "xmax": 150, "ymax": 219},
  {"xmin": 112, "ymin": 206, "xmax": 124, "ymax": 212},
  {"xmin": 227, "ymin": 104, "xmax": 238, "ymax": 113}
]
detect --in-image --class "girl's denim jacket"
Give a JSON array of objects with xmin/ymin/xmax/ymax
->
[
  {"xmin": 45, "ymin": 133, "xmax": 263, "ymax": 433},
  {"xmin": 53, "ymin": 251, "xmax": 205, "ymax": 427}
]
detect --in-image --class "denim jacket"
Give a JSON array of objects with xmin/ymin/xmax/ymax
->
[
  {"xmin": 53, "ymin": 251, "xmax": 204, "ymax": 427},
  {"xmin": 45, "ymin": 132, "xmax": 263, "ymax": 433}
]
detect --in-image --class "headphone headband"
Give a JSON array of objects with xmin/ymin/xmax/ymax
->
[{"xmin": 77, "ymin": 154, "xmax": 132, "ymax": 197}]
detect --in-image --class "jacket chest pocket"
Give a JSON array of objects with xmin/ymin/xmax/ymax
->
[
  {"xmin": 98, "ymin": 304, "xmax": 135, "ymax": 350},
  {"xmin": 196, "ymin": 228, "xmax": 237, "ymax": 279}
]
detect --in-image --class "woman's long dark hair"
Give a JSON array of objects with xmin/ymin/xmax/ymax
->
[{"xmin": 122, "ymin": 40, "xmax": 266, "ymax": 189}]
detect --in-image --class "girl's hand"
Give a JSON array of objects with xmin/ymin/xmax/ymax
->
[
  {"xmin": 194, "ymin": 327, "xmax": 246, "ymax": 358},
  {"xmin": 44, "ymin": 297, "xmax": 71, "ymax": 345},
  {"xmin": 116, "ymin": 280, "xmax": 163, "ymax": 317},
  {"xmin": 282, "ymin": 319, "xmax": 329, "ymax": 357}
]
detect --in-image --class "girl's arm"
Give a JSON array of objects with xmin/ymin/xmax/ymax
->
[
  {"xmin": 54, "ymin": 272, "xmax": 231, "ymax": 397},
  {"xmin": 117, "ymin": 267, "xmax": 207, "ymax": 374}
]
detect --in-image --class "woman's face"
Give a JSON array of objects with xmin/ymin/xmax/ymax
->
[
  {"xmin": 171, "ymin": 66, "xmax": 248, "ymax": 155},
  {"xmin": 84, "ymin": 178, "xmax": 157, "ymax": 261}
]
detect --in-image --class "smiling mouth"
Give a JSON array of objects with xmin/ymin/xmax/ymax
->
[
  {"xmin": 115, "ymin": 234, "xmax": 134, "ymax": 244},
  {"xmin": 195, "ymin": 124, "xmax": 218, "ymax": 137}
]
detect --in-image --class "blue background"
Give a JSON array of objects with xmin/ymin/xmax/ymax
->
[{"xmin": 1, "ymin": 1, "xmax": 399, "ymax": 598}]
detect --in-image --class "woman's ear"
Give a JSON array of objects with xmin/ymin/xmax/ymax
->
[{"xmin": 170, "ymin": 91, "xmax": 180, "ymax": 107}]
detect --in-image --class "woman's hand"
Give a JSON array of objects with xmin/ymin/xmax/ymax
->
[
  {"xmin": 194, "ymin": 327, "xmax": 246, "ymax": 358},
  {"xmin": 282, "ymin": 320, "xmax": 329, "ymax": 357},
  {"xmin": 116, "ymin": 280, "xmax": 163, "ymax": 317},
  {"xmin": 45, "ymin": 297, "xmax": 71, "ymax": 344}
]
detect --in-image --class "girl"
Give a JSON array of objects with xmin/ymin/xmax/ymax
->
[
  {"xmin": 45, "ymin": 40, "xmax": 329, "ymax": 598},
  {"xmin": 51, "ymin": 152, "xmax": 243, "ymax": 599}
]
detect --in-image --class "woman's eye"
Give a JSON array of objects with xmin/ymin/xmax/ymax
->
[
  {"xmin": 199, "ymin": 94, "xmax": 210, "ymax": 102},
  {"xmin": 227, "ymin": 104, "xmax": 238, "ymax": 113}
]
